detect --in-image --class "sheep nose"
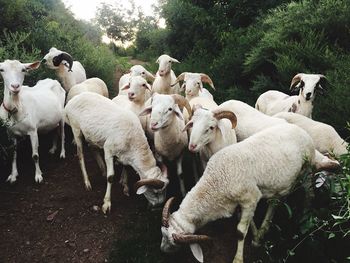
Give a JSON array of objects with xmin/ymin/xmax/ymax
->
[
  {"xmin": 189, "ymin": 144, "xmax": 197, "ymax": 152},
  {"xmin": 11, "ymin": 84, "xmax": 20, "ymax": 90},
  {"xmin": 128, "ymin": 92, "xmax": 135, "ymax": 99},
  {"xmin": 306, "ymin": 92, "xmax": 312, "ymax": 99}
]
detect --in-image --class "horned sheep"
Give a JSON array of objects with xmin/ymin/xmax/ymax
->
[
  {"xmin": 42, "ymin": 47, "xmax": 86, "ymax": 92},
  {"xmin": 64, "ymin": 92, "xmax": 168, "ymax": 213},
  {"xmin": 66, "ymin": 77, "xmax": 109, "ymax": 103},
  {"xmin": 255, "ymin": 73, "xmax": 326, "ymax": 118},
  {"xmin": 160, "ymin": 123, "xmax": 340, "ymax": 263}
]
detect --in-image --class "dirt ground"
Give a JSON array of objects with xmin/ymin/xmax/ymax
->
[{"xmin": 0, "ymin": 136, "xmax": 253, "ymax": 263}]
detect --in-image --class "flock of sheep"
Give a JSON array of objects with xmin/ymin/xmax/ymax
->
[{"xmin": 0, "ymin": 47, "xmax": 348, "ymax": 263}]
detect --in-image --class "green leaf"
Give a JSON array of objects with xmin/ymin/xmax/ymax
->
[
  {"xmin": 328, "ymin": 233, "xmax": 335, "ymax": 239},
  {"xmin": 283, "ymin": 202, "xmax": 293, "ymax": 219}
]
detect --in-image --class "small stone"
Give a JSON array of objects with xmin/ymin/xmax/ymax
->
[
  {"xmin": 83, "ymin": 248, "xmax": 89, "ymax": 253},
  {"xmin": 26, "ymin": 241, "xmax": 30, "ymax": 245}
]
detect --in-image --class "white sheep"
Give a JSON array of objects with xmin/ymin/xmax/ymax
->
[
  {"xmin": 173, "ymin": 72, "xmax": 215, "ymax": 101},
  {"xmin": 113, "ymin": 76, "xmax": 152, "ymax": 130},
  {"xmin": 118, "ymin": 65, "xmax": 155, "ymax": 96},
  {"xmin": 215, "ymin": 99, "xmax": 340, "ymax": 168},
  {"xmin": 42, "ymin": 47, "xmax": 86, "ymax": 92},
  {"xmin": 0, "ymin": 60, "xmax": 66, "ymax": 183},
  {"xmin": 140, "ymin": 93, "xmax": 192, "ymax": 196},
  {"xmin": 66, "ymin": 77, "xmax": 109, "ymax": 103},
  {"xmin": 64, "ymin": 92, "xmax": 169, "ymax": 213},
  {"xmin": 183, "ymin": 105, "xmax": 237, "ymax": 169},
  {"xmin": 255, "ymin": 73, "xmax": 326, "ymax": 118},
  {"xmin": 152, "ymin": 54, "xmax": 181, "ymax": 95},
  {"xmin": 274, "ymin": 112, "xmax": 348, "ymax": 157},
  {"xmin": 160, "ymin": 123, "xmax": 340, "ymax": 263}
]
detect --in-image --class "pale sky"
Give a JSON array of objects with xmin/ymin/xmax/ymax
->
[{"xmin": 63, "ymin": 0, "xmax": 159, "ymax": 21}]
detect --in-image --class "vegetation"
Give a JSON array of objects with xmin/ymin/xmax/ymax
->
[{"xmin": 0, "ymin": 0, "xmax": 349, "ymax": 262}]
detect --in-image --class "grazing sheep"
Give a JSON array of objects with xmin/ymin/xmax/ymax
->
[
  {"xmin": 0, "ymin": 60, "xmax": 66, "ymax": 183},
  {"xmin": 64, "ymin": 92, "xmax": 168, "ymax": 213},
  {"xmin": 255, "ymin": 73, "xmax": 326, "ymax": 118},
  {"xmin": 274, "ymin": 112, "xmax": 348, "ymax": 157},
  {"xmin": 173, "ymin": 72, "xmax": 215, "ymax": 101},
  {"xmin": 140, "ymin": 93, "xmax": 192, "ymax": 196},
  {"xmin": 152, "ymin": 54, "xmax": 181, "ymax": 95},
  {"xmin": 66, "ymin": 77, "xmax": 109, "ymax": 103},
  {"xmin": 42, "ymin": 47, "xmax": 86, "ymax": 92},
  {"xmin": 113, "ymin": 76, "xmax": 152, "ymax": 130},
  {"xmin": 160, "ymin": 123, "xmax": 339, "ymax": 263},
  {"xmin": 183, "ymin": 105, "xmax": 237, "ymax": 168},
  {"xmin": 118, "ymin": 65, "xmax": 155, "ymax": 96}
]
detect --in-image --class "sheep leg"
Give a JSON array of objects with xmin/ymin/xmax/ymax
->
[
  {"xmin": 29, "ymin": 131, "xmax": 43, "ymax": 183},
  {"xmin": 72, "ymin": 127, "xmax": 91, "ymax": 190},
  {"xmin": 102, "ymin": 147, "xmax": 115, "ymax": 214},
  {"xmin": 233, "ymin": 202, "xmax": 257, "ymax": 263},
  {"xmin": 252, "ymin": 202, "xmax": 276, "ymax": 247},
  {"xmin": 176, "ymin": 156, "xmax": 186, "ymax": 197},
  {"xmin": 59, "ymin": 118, "xmax": 65, "ymax": 158},
  {"xmin": 91, "ymin": 147, "xmax": 106, "ymax": 177},
  {"xmin": 49, "ymin": 129, "xmax": 58, "ymax": 154},
  {"xmin": 119, "ymin": 167, "xmax": 129, "ymax": 196},
  {"xmin": 7, "ymin": 138, "xmax": 18, "ymax": 183}
]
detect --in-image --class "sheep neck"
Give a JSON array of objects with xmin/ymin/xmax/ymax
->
[
  {"xmin": 1, "ymin": 88, "xmax": 19, "ymax": 119},
  {"xmin": 297, "ymin": 94, "xmax": 313, "ymax": 117}
]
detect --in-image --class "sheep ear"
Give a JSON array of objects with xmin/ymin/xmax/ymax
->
[
  {"xmin": 156, "ymin": 57, "xmax": 160, "ymax": 64},
  {"xmin": 171, "ymin": 57, "xmax": 180, "ymax": 63},
  {"xmin": 199, "ymin": 82, "xmax": 203, "ymax": 92},
  {"xmin": 190, "ymin": 243, "xmax": 204, "ymax": 263},
  {"xmin": 139, "ymin": 106, "xmax": 152, "ymax": 116},
  {"xmin": 24, "ymin": 61, "xmax": 41, "ymax": 71},
  {"xmin": 121, "ymin": 83, "xmax": 130, "ymax": 90},
  {"xmin": 145, "ymin": 83, "xmax": 152, "ymax": 91},
  {"xmin": 182, "ymin": 120, "xmax": 193, "ymax": 132},
  {"xmin": 146, "ymin": 71, "xmax": 155, "ymax": 81},
  {"xmin": 290, "ymin": 73, "xmax": 303, "ymax": 92},
  {"xmin": 217, "ymin": 121, "xmax": 229, "ymax": 143},
  {"xmin": 173, "ymin": 105, "xmax": 184, "ymax": 120},
  {"xmin": 136, "ymin": 186, "xmax": 148, "ymax": 195}
]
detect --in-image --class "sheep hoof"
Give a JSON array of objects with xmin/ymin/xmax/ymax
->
[
  {"xmin": 123, "ymin": 187, "xmax": 130, "ymax": 197},
  {"xmin": 60, "ymin": 151, "xmax": 66, "ymax": 159},
  {"xmin": 6, "ymin": 174, "xmax": 18, "ymax": 184},
  {"xmin": 84, "ymin": 181, "xmax": 92, "ymax": 191},
  {"xmin": 49, "ymin": 147, "xmax": 56, "ymax": 154},
  {"xmin": 102, "ymin": 201, "xmax": 111, "ymax": 214},
  {"xmin": 35, "ymin": 173, "xmax": 43, "ymax": 183}
]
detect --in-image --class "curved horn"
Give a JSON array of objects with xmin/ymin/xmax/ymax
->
[
  {"xmin": 134, "ymin": 178, "xmax": 165, "ymax": 192},
  {"xmin": 172, "ymin": 233, "xmax": 211, "ymax": 244},
  {"xmin": 172, "ymin": 94, "xmax": 192, "ymax": 119},
  {"xmin": 171, "ymin": 72, "xmax": 186, "ymax": 87},
  {"xmin": 192, "ymin": 104, "xmax": 203, "ymax": 113},
  {"xmin": 162, "ymin": 197, "xmax": 175, "ymax": 227},
  {"xmin": 53, "ymin": 52, "xmax": 73, "ymax": 72},
  {"xmin": 200, "ymin": 73, "xmax": 215, "ymax": 90},
  {"xmin": 290, "ymin": 73, "xmax": 303, "ymax": 91},
  {"xmin": 213, "ymin": 110, "xmax": 237, "ymax": 129}
]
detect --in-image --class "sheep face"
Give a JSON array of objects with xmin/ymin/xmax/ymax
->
[
  {"xmin": 185, "ymin": 108, "xmax": 218, "ymax": 152},
  {"xmin": 136, "ymin": 166, "xmax": 169, "ymax": 207},
  {"xmin": 130, "ymin": 65, "xmax": 154, "ymax": 81},
  {"xmin": 160, "ymin": 225, "xmax": 181, "ymax": 253},
  {"xmin": 42, "ymin": 47, "xmax": 73, "ymax": 71},
  {"xmin": 147, "ymin": 94, "xmax": 184, "ymax": 131},
  {"xmin": 291, "ymin": 74, "xmax": 326, "ymax": 101},
  {"xmin": 0, "ymin": 60, "xmax": 40, "ymax": 94},
  {"xmin": 183, "ymin": 73, "xmax": 202, "ymax": 97},
  {"xmin": 121, "ymin": 76, "xmax": 151, "ymax": 102},
  {"xmin": 156, "ymin": 54, "xmax": 179, "ymax": 77}
]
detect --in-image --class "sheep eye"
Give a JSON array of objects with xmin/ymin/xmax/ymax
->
[
  {"xmin": 142, "ymin": 72, "xmax": 145, "ymax": 74},
  {"xmin": 0, "ymin": 69, "xmax": 3, "ymax": 72},
  {"xmin": 142, "ymin": 83, "xmax": 146, "ymax": 87},
  {"xmin": 22, "ymin": 68, "xmax": 27, "ymax": 72},
  {"xmin": 168, "ymin": 108, "xmax": 172, "ymax": 111},
  {"xmin": 169, "ymin": 60, "xmax": 172, "ymax": 63},
  {"xmin": 209, "ymin": 126, "xmax": 214, "ymax": 130},
  {"xmin": 299, "ymin": 81, "xmax": 305, "ymax": 88},
  {"xmin": 197, "ymin": 82, "xmax": 200, "ymax": 85}
]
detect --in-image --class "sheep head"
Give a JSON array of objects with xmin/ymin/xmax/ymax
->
[
  {"xmin": 290, "ymin": 73, "xmax": 327, "ymax": 101},
  {"xmin": 156, "ymin": 54, "xmax": 180, "ymax": 77},
  {"xmin": 42, "ymin": 47, "xmax": 74, "ymax": 72},
  {"xmin": 160, "ymin": 197, "xmax": 211, "ymax": 263}
]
